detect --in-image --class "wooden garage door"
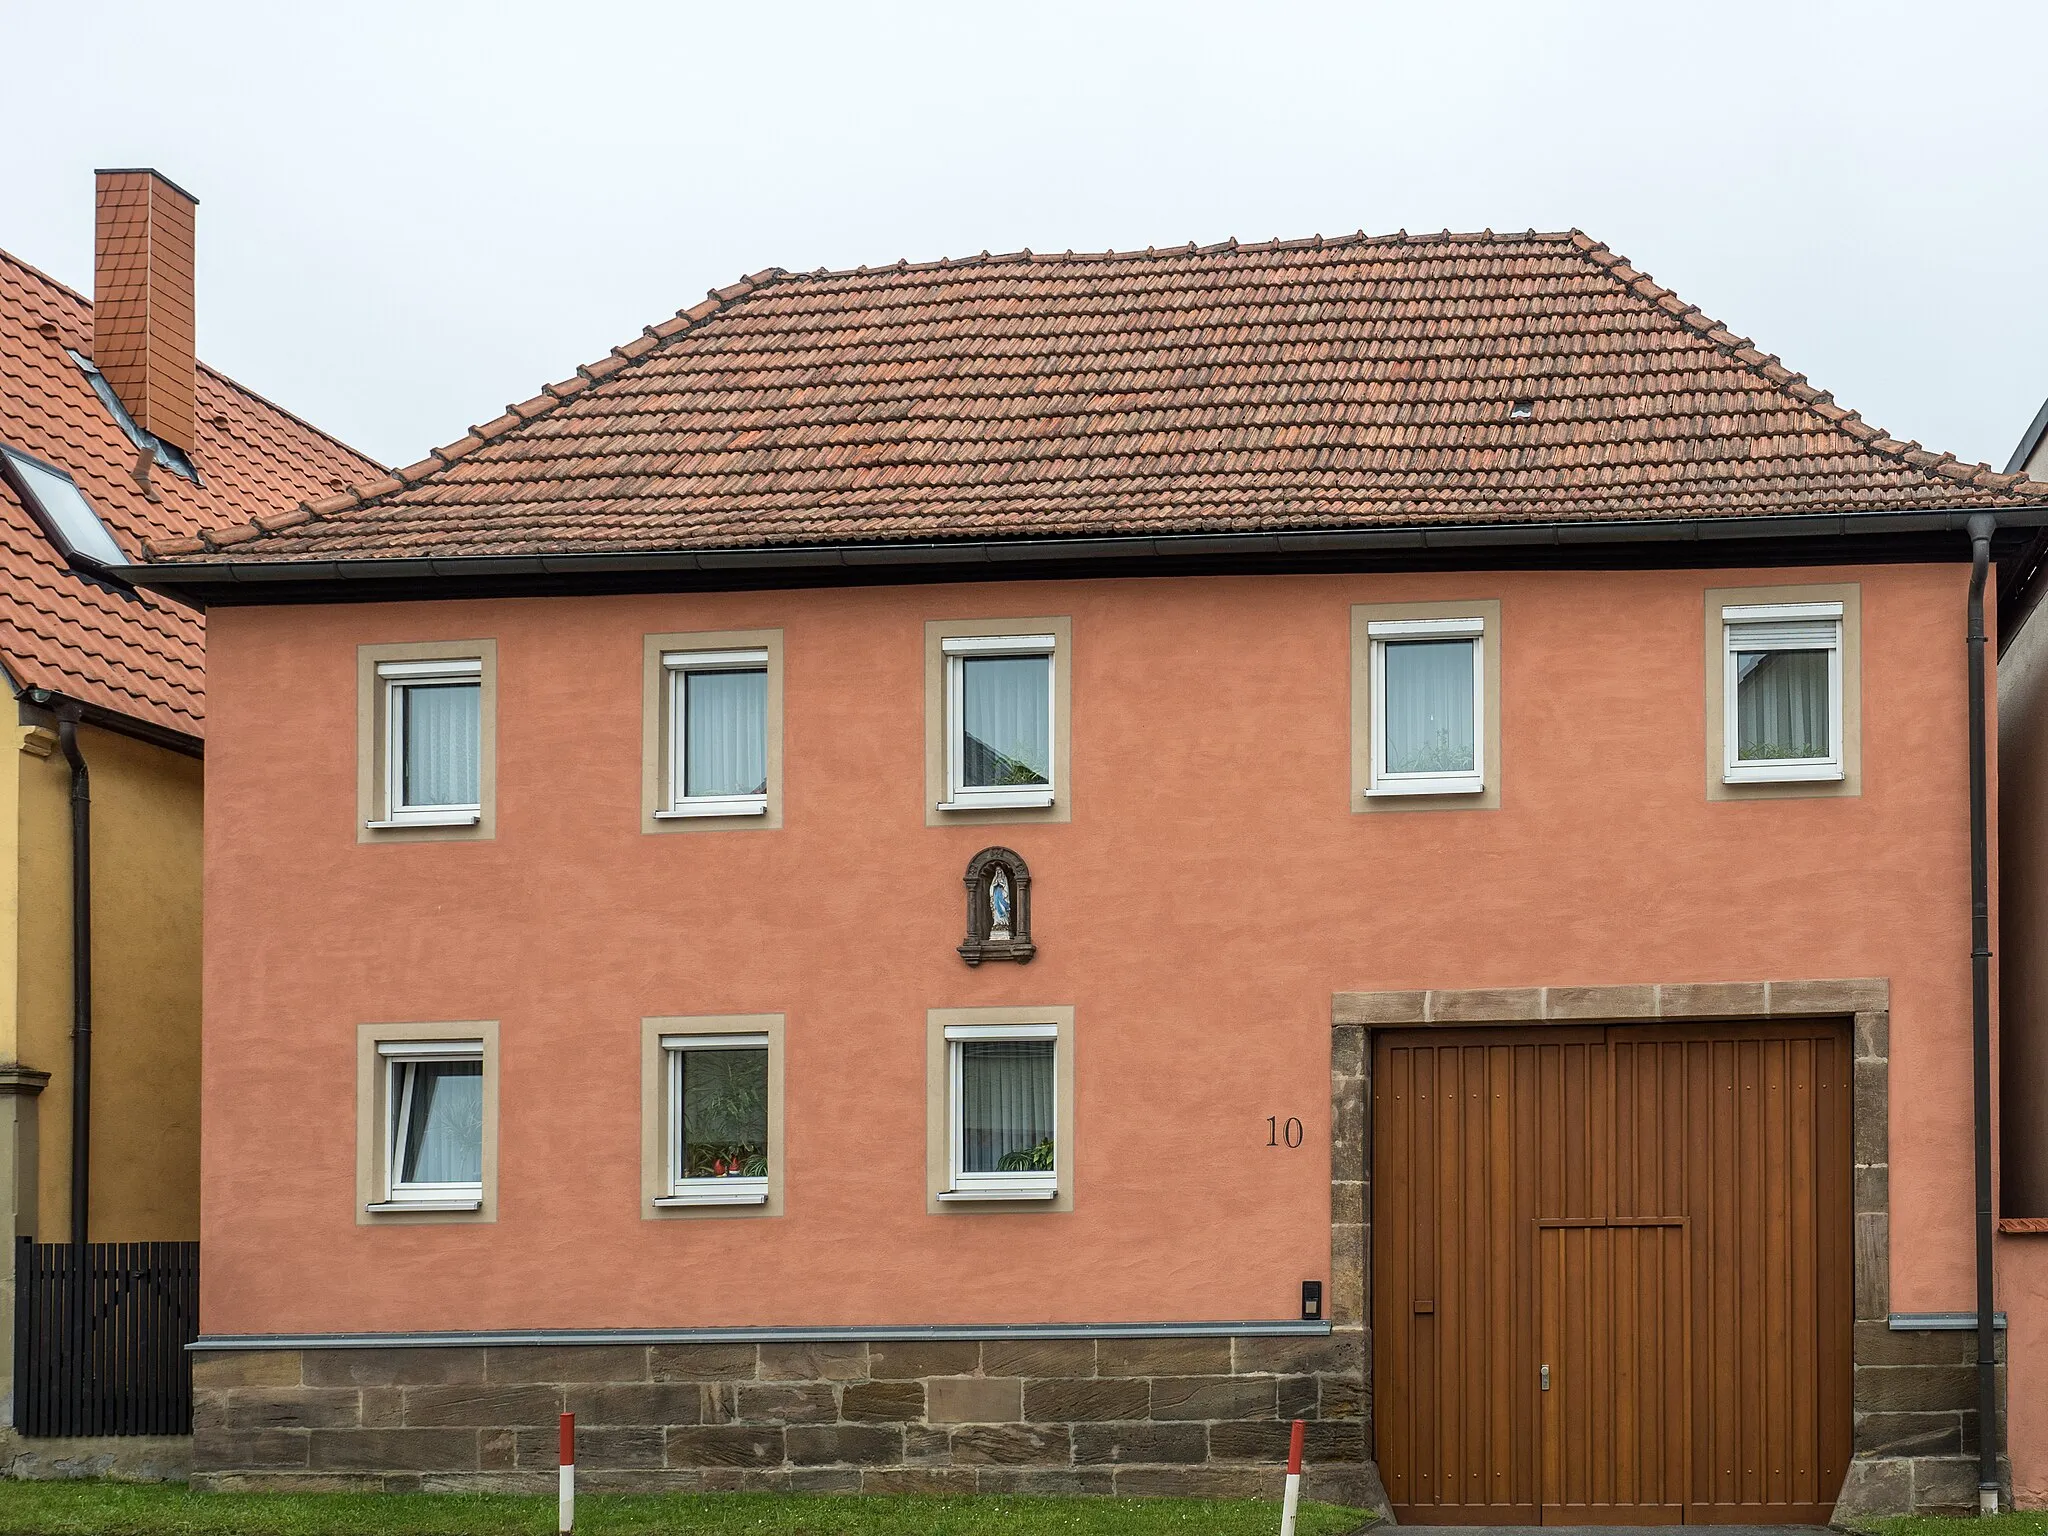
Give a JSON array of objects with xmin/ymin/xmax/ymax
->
[{"xmin": 1372, "ymin": 1023, "xmax": 1852, "ymax": 1525}]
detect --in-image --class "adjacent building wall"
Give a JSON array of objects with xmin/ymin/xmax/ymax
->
[
  {"xmin": 0, "ymin": 719, "xmax": 202, "ymax": 1421},
  {"xmin": 199, "ymin": 561, "xmax": 1990, "ymax": 1499},
  {"xmin": 2000, "ymin": 579, "xmax": 2048, "ymax": 1507}
]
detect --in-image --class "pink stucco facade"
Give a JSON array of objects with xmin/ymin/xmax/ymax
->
[{"xmin": 198, "ymin": 558, "xmax": 2021, "ymax": 1494}]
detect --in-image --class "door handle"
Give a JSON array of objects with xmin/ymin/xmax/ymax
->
[{"xmin": 1540, "ymin": 1364, "xmax": 1551, "ymax": 1391}]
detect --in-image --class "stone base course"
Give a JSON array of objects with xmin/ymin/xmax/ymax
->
[{"xmin": 191, "ymin": 1335, "xmax": 1381, "ymax": 1505}]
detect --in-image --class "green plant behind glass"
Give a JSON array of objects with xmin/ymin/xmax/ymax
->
[
  {"xmin": 682, "ymin": 1050, "xmax": 768, "ymax": 1178},
  {"xmin": 997, "ymin": 1136, "xmax": 1055, "ymax": 1172}
]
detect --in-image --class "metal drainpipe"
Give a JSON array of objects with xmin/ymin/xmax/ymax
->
[
  {"xmin": 1966, "ymin": 512, "xmax": 1999, "ymax": 1512},
  {"xmin": 53, "ymin": 709, "xmax": 89, "ymax": 1254}
]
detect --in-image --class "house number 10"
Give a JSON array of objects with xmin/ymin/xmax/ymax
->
[{"xmin": 1266, "ymin": 1116, "xmax": 1304, "ymax": 1148}]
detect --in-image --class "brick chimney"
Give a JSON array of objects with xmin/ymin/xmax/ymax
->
[{"xmin": 92, "ymin": 169, "xmax": 198, "ymax": 454}]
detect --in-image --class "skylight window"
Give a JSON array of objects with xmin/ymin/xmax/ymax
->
[
  {"xmin": 0, "ymin": 445, "xmax": 129, "ymax": 571},
  {"xmin": 66, "ymin": 351, "xmax": 197, "ymax": 482}
]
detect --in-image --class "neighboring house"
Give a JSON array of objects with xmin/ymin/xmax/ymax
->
[
  {"xmin": 137, "ymin": 231, "xmax": 2048, "ymax": 1518},
  {"xmin": 1997, "ymin": 392, "xmax": 2048, "ymax": 1511},
  {"xmin": 0, "ymin": 170, "xmax": 377, "ymax": 1430}
]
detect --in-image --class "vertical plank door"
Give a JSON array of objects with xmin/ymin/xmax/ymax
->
[
  {"xmin": 1537, "ymin": 1219, "xmax": 1690, "ymax": 1524},
  {"xmin": 1610, "ymin": 1024, "xmax": 1853, "ymax": 1524},
  {"xmin": 1373, "ymin": 1028, "xmax": 1605, "ymax": 1523},
  {"xmin": 1373, "ymin": 1021, "xmax": 1851, "ymax": 1526}
]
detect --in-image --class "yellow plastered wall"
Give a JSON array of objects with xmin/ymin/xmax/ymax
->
[{"xmin": 12, "ymin": 722, "xmax": 202, "ymax": 1242}]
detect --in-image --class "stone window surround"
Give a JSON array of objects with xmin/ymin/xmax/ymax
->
[
  {"xmin": 640, "ymin": 1015, "xmax": 786, "ymax": 1221},
  {"xmin": 926, "ymin": 1006, "xmax": 1075, "ymax": 1215},
  {"xmin": 1705, "ymin": 582, "xmax": 1862, "ymax": 802},
  {"xmin": 640, "ymin": 629, "xmax": 786, "ymax": 834},
  {"xmin": 355, "ymin": 639, "xmax": 498, "ymax": 844},
  {"xmin": 355, "ymin": 1021, "xmax": 500, "ymax": 1226},
  {"xmin": 923, "ymin": 616, "xmax": 1073, "ymax": 828},
  {"xmin": 1349, "ymin": 599, "xmax": 1502, "ymax": 814},
  {"xmin": 1328, "ymin": 977, "xmax": 2004, "ymax": 1520}
]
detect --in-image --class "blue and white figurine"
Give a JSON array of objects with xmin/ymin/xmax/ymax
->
[{"xmin": 988, "ymin": 865, "xmax": 1012, "ymax": 941}]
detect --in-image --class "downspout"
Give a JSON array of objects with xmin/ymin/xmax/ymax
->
[
  {"xmin": 1966, "ymin": 512, "xmax": 1999, "ymax": 1511},
  {"xmin": 53, "ymin": 709, "xmax": 88, "ymax": 1254}
]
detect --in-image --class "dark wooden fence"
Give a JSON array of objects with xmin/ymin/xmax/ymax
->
[{"xmin": 13, "ymin": 1238, "xmax": 198, "ymax": 1437}]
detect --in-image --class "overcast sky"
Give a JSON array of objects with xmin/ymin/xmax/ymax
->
[{"xmin": 3, "ymin": 1, "xmax": 2043, "ymax": 473}]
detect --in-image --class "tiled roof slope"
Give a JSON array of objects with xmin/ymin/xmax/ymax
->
[
  {"xmin": 156, "ymin": 230, "xmax": 2045, "ymax": 565},
  {"xmin": 0, "ymin": 248, "xmax": 379, "ymax": 736}
]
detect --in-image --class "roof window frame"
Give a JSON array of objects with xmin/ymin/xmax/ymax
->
[{"xmin": 0, "ymin": 442, "xmax": 133, "ymax": 581}]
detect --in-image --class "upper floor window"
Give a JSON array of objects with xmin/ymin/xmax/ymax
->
[
  {"xmin": 661, "ymin": 649, "xmax": 769, "ymax": 817},
  {"xmin": 1721, "ymin": 602, "xmax": 1843, "ymax": 784},
  {"xmin": 375, "ymin": 659, "xmax": 482, "ymax": 826},
  {"xmin": 357, "ymin": 641, "xmax": 496, "ymax": 842},
  {"xmin": 1366, "ymin": 616, "xmax": 1486, "ymax": 797},
  {"xmin": 642, "ymin": 630, "xmax": 783, "ymax": 834},
  {"xmin": 942, "ymin": 634, "xmax": 1055, "ymax": 810}
]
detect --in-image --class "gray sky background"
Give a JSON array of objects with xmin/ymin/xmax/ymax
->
[{"xmin": 3, "ymin": 1, "xmax": 2044, "ymax": 475}]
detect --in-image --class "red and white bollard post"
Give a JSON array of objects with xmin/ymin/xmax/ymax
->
[
  {"xmin": 558, "ymin": 1411, "xmax": 576, "ymax": 1533},
  {"xmin": 1278, "ymin": 1417, "xmax": 1305, "ymax": 1536}
]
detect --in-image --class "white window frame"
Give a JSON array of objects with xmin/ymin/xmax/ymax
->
[
  {"xmin": 940, "ymin": 1021, "xmax": 1058, "ymax": 1202},
  {"xmin": 370, "ymin": 1038, "xmax": 484, "ymax": 1213},
  {"xmin": 939, "ymin": 634, "xmax": 1057, "ymax": 811},
  {"xmin": 1366, "ymin": 617, "xmax": 1486, "ymax": 797},
  {"xmin": 1722, "ymin": 602, "xmax": 1844, "ymax": 785},
  {"xmin": 657, "ymin": 649, "xmax": 771, "ymax": 819},
  {"xmin": 368, "ymin": 658, "xmax": 483, "ymax": 828},
  {"xmin": 657, "ymin": 1032, "xmax": 771, "ymax": 1206}
]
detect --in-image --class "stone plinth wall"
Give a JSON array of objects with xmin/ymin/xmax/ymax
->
[{"xmin": 191, "ymin": 1333, "xmax": 1376, "ymax": 1503}]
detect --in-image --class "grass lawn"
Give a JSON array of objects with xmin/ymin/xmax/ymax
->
[
  {"xmin": 1880, "ymin": 1519, "xmax": 2048, "ymax": 1536},
  {"xmin": 0, "ymin": 1482, "xmax": 1372, "ymax": 1535}
]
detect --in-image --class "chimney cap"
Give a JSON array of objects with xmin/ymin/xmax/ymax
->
[{"xmin": 92, "ymin": 167, "xmax": 199, "ymax": 205}]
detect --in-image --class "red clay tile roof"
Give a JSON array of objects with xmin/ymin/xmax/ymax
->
[
  {"xmin": 152, "ymin": 229, "xmax": 2046, "ymax": 567},
  {"xmin": 0, "ymin": 247, "xmax": 379, "ymax": 736}
]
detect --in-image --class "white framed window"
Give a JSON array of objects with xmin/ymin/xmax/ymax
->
[
  {"xmin": 1722, "ymin": 602, "xmax": 1844, "ymax": 784},
  {"xmin": 940, "ymin": 634, "xmax": 1055, "ymax": 811},
  {"xmin": 658, "ymin": 1032, "xmax": 771, "ymax": 1206},
  {"xmin": 940, "ymin": 1022, "xmax": 1058, "ymax": 1202},
  {"xmin": 658, "ymin": 650, "xmax": 770, "ymax": 819},
  {"xmin": 370, "ymin": 658, "xmax": 482, "ymax": 827},
  {"xmin": 1366, "ymin": 617, "xmax": 1485, "ymax": 797},
  {"xmin": 371, "ymin": 1039, "xmax": 484, "ymax": 1212}
]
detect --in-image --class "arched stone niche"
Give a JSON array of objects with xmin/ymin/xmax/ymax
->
[{"xmin": 959, "ymin": 847, "xmax": 1034, "ymax": 966}]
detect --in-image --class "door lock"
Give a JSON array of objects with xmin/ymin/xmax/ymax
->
[{"xmin": 1540, "ymin": 1364, "xmax": 1551, "ymax": 1391}]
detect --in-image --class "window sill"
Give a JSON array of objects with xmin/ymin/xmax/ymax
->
[
  {"xmin": 654, "ymin": 1187, "xmax": 768, "ymax": 1208},
  {"xmin": 1722, "ymin": 764, "xmax": 1844, "ymax": 785},
  {"xmin": 937, "ymin": 791, "xmax": 1055, "ymax": 812},
  {"xmin": 938, "ymin": 1186, "xmax": 1058, "ymax": 1202},
  {"xmin": 365, "ymin": 811, "xmax": 481, "ymax": 829},
  {"xmin": 1365, "ymin": 778, "xmax": 1484, "ymax": 798},
  {"xmin": 365, "ymin": 1197, "xmax": 483, "ymax": 1214},
  {"xmin": 655, "ymin": 798, "xmax": 768, "ymax": 819}
]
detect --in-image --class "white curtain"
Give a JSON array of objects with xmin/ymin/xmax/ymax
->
[
  {"xmin": 402, "ymin": 682, "xmax": 481, "ymax": 807},
  {"xmin": 684, "ymin": 669, "xmax": 768, "ymax": 796},
  {"xmin": 1736, "ymin": 650, "xmax": 1829, "ymax": 760},
  {"xmin": 398, "ymin": 1061, "xmax": 483, "ymax": 1184},
  {"xmin": 1383, "ymin": 640, "xmax": 1475, "ymax": 774},
  {"xmin": 962, "ymin": 656, "xmax": 1049, "ymax": 787},
  {"xmin": 960, "ymin": 1040, "xmax": 1054, "ymax": 1172}
]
